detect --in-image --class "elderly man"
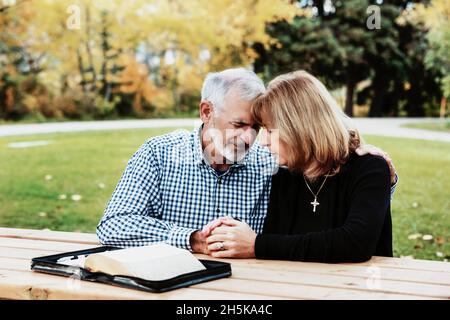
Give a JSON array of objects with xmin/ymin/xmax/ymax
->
[{"xmin": 97, "ymin": 68, "xmax": 397, "ymax": 255}]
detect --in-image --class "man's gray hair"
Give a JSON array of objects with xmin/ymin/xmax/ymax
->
[{"xmin": 201, "ymin": 68, "xmax": 265, "ymax": 113}]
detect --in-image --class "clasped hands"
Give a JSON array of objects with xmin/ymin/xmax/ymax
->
[{"xmin": 190, "ymin": 216, "xmax": 256, "ymax": 258}]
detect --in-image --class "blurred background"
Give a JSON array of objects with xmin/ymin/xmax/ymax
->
[{"xmin": 0, "ymin": 0, "xmax": 448, "ymax": 260}]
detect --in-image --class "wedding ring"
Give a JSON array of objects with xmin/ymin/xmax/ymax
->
[{"xmin": 217, "ymin": 242, "xmax": 225, "ymax": 251}]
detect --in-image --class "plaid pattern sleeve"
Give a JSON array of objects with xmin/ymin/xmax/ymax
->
[
  {"xmin": 390, "ymin": 173, "xmax": 398, "ymax": 199},
  {"xmin": 96, "ymin": 139, "xmax": 197, "ymax": 250},
  {"xmin": 96, "ymin": 127, "xmax": 277, "ymax": 250}
]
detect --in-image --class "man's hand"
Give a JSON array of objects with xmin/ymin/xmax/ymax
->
[
  {"xmin": 205, "ymin": 217, "xmax": 257, "ymax": 258},
  {"xmin": 191, "ymin": 216, "xmax": 235, "ymax": 253},
  {"xmin": 189, "ymin": 230, "xmax": 210, "ymax": 254},
  {"xmin": 356, "ymin": 144, "xmax": 397, "ymax": 184}
]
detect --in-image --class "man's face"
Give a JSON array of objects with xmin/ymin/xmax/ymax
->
[{"xmin": 202, "ymin": 88, "xmax": 259, "ymax": 164}]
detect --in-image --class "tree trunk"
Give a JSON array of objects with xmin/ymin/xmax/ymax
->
[
  {"xmin": 84, "ymin": 6, "xmax": 97, "ymax": 92},
  {"xmin": 440, "ymin": 96, "xmax": 447, "ymax": 118},
  {"xmin": 100, "ymin": 14, "xmax": 110, "ymax": 102},
  {"xmin": 76, "ymin": 49, "xmax": 87, "ymax": 95},
  {"xmin": 389, "ymin": 80, "xmax": 403, "ymax": 117},
  {"xmin": 406, "ymin": 81, "xmax": 425, "ymax": 117},
  {"xmin": 316, "ymin": 0, "xmax": 325, "ymax": 17},
  {"xmin": 345, "ymin": 77, "xmax": 355, "ymax": 117},
  {"xmin": 369, "ymin": 72, "xmax": 387, "ymax": 117}
]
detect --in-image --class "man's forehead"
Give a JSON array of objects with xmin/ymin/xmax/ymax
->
[{"xmin": 217, "ymin": 90, "xmax": 255, "ymax": 122}]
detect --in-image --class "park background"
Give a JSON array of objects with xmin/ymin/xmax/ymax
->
[{"xmin": 0, "ymin": 0, "xmax": 448, "ymax": 261}]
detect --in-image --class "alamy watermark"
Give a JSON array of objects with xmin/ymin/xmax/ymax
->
[
  {"xmin": 366, "ymin": 5, "xmax": 381, "ymax": 30},
  {"xmin": 366, "ymin": 265, "xmax": 382, "ymax": 290},
  {"xmin": 66, "ymin": 4, "xmax": 81, "ymax": 30}
]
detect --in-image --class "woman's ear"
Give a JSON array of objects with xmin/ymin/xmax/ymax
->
[{"xmin": 199, "ymin": 101, "xmax": 214, "ymax": 124}]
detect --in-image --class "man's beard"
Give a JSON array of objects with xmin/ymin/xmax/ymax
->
[
  {"xmin": 218, "ymin": 141, "xmax": 248, "ymax": 163},
  {"xmin": 210, "ymin": 133, "xmax": 249, "ymax": 164}
]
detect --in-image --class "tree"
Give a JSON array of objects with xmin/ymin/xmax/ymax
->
[
  {"xmin": 1, "ymin": 0, "xmax": 298, "ymax": 120},
  {"xmin": 362, "ymin": 3, "xmax": 404, "ymax": 116},
  {"xmin": 0, "ymin": 0, "xmax": 45, "ymax": 119},
  {"xmin": 255, "ymin": 0, "xmax": 373, "ymax": 116},
  {"xmin": 254, "ymin": 15, "xmax": 345, "ymax": 89},
  {"xmin": 255, "ymin": 0, "xmax": 444, "ymax": 117},
  {"xmin": 410, "ymin": 0, "xmax": 450, "ymax": 117},
  {"xmin": 328, "ymin": 0, "xmax": 373, "ymax": 116}
]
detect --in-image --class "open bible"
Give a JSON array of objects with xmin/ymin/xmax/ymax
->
[
  {"xmin": 31, "ymin": 244, "xmax": 231, "ymax": 292},
  {"xmin": 83, "ymin": 243, "xmax": 206, "ymax": 281}
]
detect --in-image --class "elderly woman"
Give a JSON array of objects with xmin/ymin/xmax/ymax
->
[{"xmin": 204, "ymin": 70, "xmax": 393, "ymax": 263}]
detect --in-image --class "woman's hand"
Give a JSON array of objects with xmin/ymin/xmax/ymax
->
[
  {"xmin": 201, "ymin": 216, "xmax": 230, "ymax": 236},
  {"xmin": 205, "ymin": 217, "xmax": 257, "ymax": 258}
]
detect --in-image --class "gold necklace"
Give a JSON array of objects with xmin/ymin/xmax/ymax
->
[{"xmin": 303, "ymin": 174, "xmax": 330, "ymax": 213}]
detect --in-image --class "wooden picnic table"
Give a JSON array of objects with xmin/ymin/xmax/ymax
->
[{"xmin": 0, "ymin": 227, "xmax": 449, "ymax": 300}]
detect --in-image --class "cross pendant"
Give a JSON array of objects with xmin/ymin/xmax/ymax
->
[{"xmin": 311, "ymin": 197, "xmax": 319, "ymax": 213}]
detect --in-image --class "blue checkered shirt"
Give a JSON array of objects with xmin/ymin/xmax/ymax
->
[{"xmin": 97, "ymin": 126, "xmax": 277, "ymax": 250}]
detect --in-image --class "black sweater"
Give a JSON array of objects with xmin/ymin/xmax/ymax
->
[{"xmin": 255, "ymin": 154, "xmax": 392, "ymax": 263}]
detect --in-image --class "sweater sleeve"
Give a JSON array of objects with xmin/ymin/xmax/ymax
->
[{"xmin": 255, "ymin": 156, "xmax": 391, "ymax": 263}]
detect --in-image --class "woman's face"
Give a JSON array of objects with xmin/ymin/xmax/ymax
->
[{"xmin": 259, "ymin": 113, "xmax": 289, "ymax": 167}]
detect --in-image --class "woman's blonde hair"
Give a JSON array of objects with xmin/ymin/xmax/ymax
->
[{"xmin": 252, "ymin": 70, "xmax": 362, "ymax": 179}]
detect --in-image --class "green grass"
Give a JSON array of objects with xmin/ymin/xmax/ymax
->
[
  {"xmin": 0, "ymin": 127, "xmax": 190, "ymax": 233},
  {"xmin": 403, "ymin": 120, "xmax": 450, "ymax": 133},
  {"xmin": 0, "ymin": 129, "xmax": 448, "ymax": 261},
  {"xmin": 363, "ymin": 136, "xmax": 449, "ymax": 261}
]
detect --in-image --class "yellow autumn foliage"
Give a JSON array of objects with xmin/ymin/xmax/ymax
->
[{"xmin": 2, "ymin": 0, "xmax": 299, "ymax": 117}]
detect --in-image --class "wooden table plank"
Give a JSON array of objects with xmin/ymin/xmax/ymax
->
[
  {"xmin": 2, "ymin": 238, "xmax": 449, "ymax": 287},
  {"xmin": 4, "ymin": 236, "xmax": 450, "ymax": 278},
  {"xmin": 1, "ymin": 228, "xmax": 449, "ymax": 300},
  {"xmin": 0, "ymin": 247, "xmax": 57, "ymax": 260},
  {"xmin": 0, "ymin": 266, "xmax": 438, "ymax": 300},
  {"xmin": 0, "ymin": 237, "xmax": 98, "ymax": 252},
  {"xmin": 230, "ymin": 266, "xmax": 450, "ymax": 299},
  {"xmin": 3, "ymin": 228, "xmax": 449, "ymax": 272},
  {"xmin": 2, "ymin": 257, "xmax": 449, "ymax": 299},
  {"xmin": 197, "ymin": 254, "xmax": 450, "ymax": 273},
  {"xmin": 0, "ymin": 228, "xmax": 99, "ymax": 245},
  {"xmin": 195, "ymin": 254, "xmax": 450, "ymax": 286},
  {"xmin": 193, "ymin": 277, "xmax": 437, "ymax": 300},
  {"xmin": 352, "ymin": 256, "xmax": 450, "ymax": 273},
  {"xmin": 0, "ymin": 269, "xmax": 281, "ymax": 300}
]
